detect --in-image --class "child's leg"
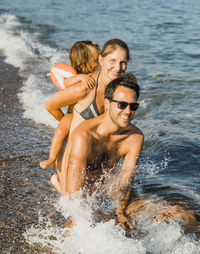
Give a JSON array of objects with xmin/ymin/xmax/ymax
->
[{"xmin": 40, "ymin": 113, "xmax": 73, "ymax": 169}]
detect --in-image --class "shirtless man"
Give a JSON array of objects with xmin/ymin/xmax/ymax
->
[
  {"xmin": 53, "ymin": 74, "xmax": 200, "ymax": 232},
  {"xmin": 57, "ymin": 74, "xmax": 143, "ymax": 229}
]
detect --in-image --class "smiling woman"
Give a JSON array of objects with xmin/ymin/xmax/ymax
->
[
  {"xmin": 45, "ymin": 38, "xmax": 131, "ymax": 135},
  {"xmin": 99, "ymin": 47, "xmax": 128, "ymax": 81}
]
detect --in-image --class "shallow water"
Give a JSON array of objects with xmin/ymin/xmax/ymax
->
[{"xmin": 0, "ymin": 0, "xmax": 200, "ymax": 253}]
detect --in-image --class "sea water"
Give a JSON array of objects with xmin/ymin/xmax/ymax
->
[{"xmin": 0, "ymin": 0, "xmax": 200, "ymax": 253}]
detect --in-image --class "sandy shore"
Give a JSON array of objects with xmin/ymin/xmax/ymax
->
[{"xmin": 0, "ymin": 53, "xmax": 61, "ymax": 253}]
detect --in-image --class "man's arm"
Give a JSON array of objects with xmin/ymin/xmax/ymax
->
[
  {"xmin": 119, "ymin": 134, "xmax": 143, "ymax": 190},
  {"xmin": 115, "ymin": 132, "xmax": 144, "ymax": 229},
  {"xmin": 61, "ymin": 128, "xmax": 91, "ymax": 197}
]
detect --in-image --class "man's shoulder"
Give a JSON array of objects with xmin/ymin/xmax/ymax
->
[
  {"xmin": 122, "ymin": 124, "xmax": 144, "ymax": 148},
  {"xmin": 119, "ymin": 125, "xmax": 144, "ymax": 157},
  {"xmin": 73, "ymin": 122, "xmax": 91, "ymax": 138},
  {"xmin": 128, "ymin": 124, "xmax": 144, "ymax": 138},
  {"xmin": 72, "ymin": 116, "xmax": 100, "ymax": 139}
]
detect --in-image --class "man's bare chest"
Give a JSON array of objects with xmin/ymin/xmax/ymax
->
[{"xmin": 87, "ymin": 140, "xmax": 122, "ymax": 170}]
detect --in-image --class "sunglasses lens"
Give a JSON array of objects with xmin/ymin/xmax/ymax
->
[
  {"xmin": 110, "ymin": 98, "xmax": 139, "ymax": 111},
  {"xmin": 130, "ymin": 103, "xmax": 139, "ymax": 111},
  {"xmin": 118, "ymin": 101, "xmax": 128, "ymax": 109}
]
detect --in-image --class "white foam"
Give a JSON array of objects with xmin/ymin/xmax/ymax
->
[
  {"xmin": 23, "ymin": 173, "xmax": 200, "ymax": 253},
  {"xmin": 24, "ymin": 193, "xmax": 146, "ymax": 254},
  {"xmin": 24, "ymin": 211, "xmax": 66, "ymax": 253},
  {"xmin": 18, "ymin": 74, "xmax": 58, "ymax": 128},
  {"xmin": 0, "ymin": 15, "xmax": 27, "ymax": 67},
  {"xmin": 0, "ymin": 14, "xmax": 68, "ymax": 128},
  {"xmin": 136, "ymin": 155, "xmax": 169, "ymax": 183},
  {"xmin": 137, "ymin": 214, "xmax": 183, "ymax": 253},
  {"xmin": 24, "ymin": 193, "xmax": 200, "ymax": 254}
]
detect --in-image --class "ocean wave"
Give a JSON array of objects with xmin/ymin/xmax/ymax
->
[{"xmin": 0, "ymin": 13, "xmax": 69, "ymax": 128}]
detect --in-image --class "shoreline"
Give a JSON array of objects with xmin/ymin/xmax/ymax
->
[{"xmin": 0, "ymin": 53, "xmax": 60, "ymax": 253}]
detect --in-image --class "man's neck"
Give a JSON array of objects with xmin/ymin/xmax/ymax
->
[{"xmin": 96, "ymin": 114, "xmax": 125, "ymax": 137}]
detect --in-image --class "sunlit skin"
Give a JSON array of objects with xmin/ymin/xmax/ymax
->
[
  {"xmin": 108, "ymin": 86, "xmax": 137, "ymax": 129},
  {"xmin": 44, "ymin": 47, "xmax": 128, "ymax": 121},
  {"xmin": 99, "ymin": 48, "xmax": 128, "ymax": 84},
  {"xmin": 40, "ymin": 46, "xmax": 100, "ymax": 170},
  {"xmin": 41, "ymin": 42, "xmax": 132, "ymax": 229},
  {"xmin": 44, "ymin": 81, "xmax": 200, "ymax": 232},
  {"xmin": 41, "ymin": 46, "xmax": 129, "ymax": 169},
  {"xmin": 56, "ymin": 85, "xmax": 144, "ymax": 230}
]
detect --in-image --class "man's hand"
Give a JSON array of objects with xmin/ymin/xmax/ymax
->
[{"xmin": 115, "ymin": 207, "xmax": 135, "ymax": 230}]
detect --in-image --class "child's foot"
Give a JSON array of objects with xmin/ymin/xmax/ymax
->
[
  {"xmin": 51, "ymin": 174, "xmax": 62, "ymax": 195},
  {"xmin": 40, "ymin": 159, "xmax": 55, "ymax": 169}
]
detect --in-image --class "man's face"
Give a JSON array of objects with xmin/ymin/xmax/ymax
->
[{"xmin": 107, "ymin": 86, "xmax": 137, "ymax": 128}]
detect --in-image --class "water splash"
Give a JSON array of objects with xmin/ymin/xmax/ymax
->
[{"xmin": 24, "ymin": 186, "xmax": 200, "ymax": 254}]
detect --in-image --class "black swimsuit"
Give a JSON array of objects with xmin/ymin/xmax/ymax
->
[{"xmin": 75, "ymin": 73, "xmax": 100, "ymax": 120}]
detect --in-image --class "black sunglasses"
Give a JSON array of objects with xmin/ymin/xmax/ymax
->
[{"xmin": 108, "ymin": 98, "xmax": 139, "ymax": 111}]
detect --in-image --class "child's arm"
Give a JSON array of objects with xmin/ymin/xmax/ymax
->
[
  {"xmin": 63, "ymin": 74, "xmax": 95, "ymax": 89},
  {"xmin": 40, "ymin": 114, "xmax": 73, "ymax": 169}
]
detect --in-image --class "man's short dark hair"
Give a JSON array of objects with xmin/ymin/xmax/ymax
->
[{"xmin": 105, "ymin": 74, "xmax": 140, "ymax": 100}]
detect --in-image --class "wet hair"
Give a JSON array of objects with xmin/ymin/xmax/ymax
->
[
  {"xmin": 100, "ymin": 38, "xmax": 130, "ymax": 62},
  {"xmin": 105, "ymin": 73, "xmax": 140, "ymax": 100},
  {"xmin": 69, "ymin": 40, "xmax": 100, "ymax": 74}
]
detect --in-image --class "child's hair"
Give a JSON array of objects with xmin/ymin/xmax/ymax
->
[{"xmin": 69, "ymin": 40, "xmax": 100, "ymax": 74}]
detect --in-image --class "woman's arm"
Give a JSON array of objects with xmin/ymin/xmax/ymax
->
[{"xmin": 45, "ymin": 82, "xmax": 89, "ymax": 121}]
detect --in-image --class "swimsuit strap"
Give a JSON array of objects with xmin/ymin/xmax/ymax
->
[
  {"xmin": 73, "ymin": 72, "xmax": 101, "ymax": 120},
  {"xmin": 94, "ymin": 72, "xmax": 100, "ymax": 97}
]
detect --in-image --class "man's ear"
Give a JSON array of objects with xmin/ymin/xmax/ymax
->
[{"xmin": 104, "ymin": 98, "xmax": 110, "ymax": 111}]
